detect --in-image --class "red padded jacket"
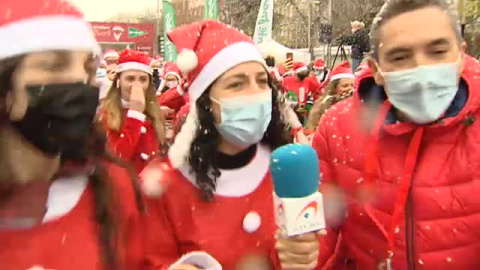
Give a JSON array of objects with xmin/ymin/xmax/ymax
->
[{"xmin": 312, "ymin": 56, "xmax": 480, "ymax": 269}]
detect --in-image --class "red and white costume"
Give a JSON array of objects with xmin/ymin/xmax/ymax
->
[
  {"xmin": 156, "ymin": 62, "xmax": 187, "ymax": 115},
  {"xmin": 0, "ymin": 1, "xmax": 142, "ymax": 269},
  {"xmin": 282, "ymin": 62, "xmax": 312, "ymax": 106},
  {"xmin": 103, "ymin": 50, "xmax": 160, "ymax": 173},
  {"xmin": 0, "ymin": 166, "xmax": 143, "ymax": 270},
  {"xmin": 141, "ymin": 20, "xmax": 309, "ymax": 270}
]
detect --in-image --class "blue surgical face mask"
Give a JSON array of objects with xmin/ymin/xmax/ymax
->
[
  {"xmin": 211, "ymin": 90, "xmax": 272, "ymax": 148},
  {"xmin": 381, "ymin": 56, "xmax": 461, "ymax": 124}
]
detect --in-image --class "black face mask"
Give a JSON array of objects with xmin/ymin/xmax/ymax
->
[{"xmin": 11, "ymin": 83, "xmax": 99, "ymax": 162}]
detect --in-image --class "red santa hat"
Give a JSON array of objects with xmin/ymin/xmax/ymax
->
[
  {"xmin": 313, "ymin": 58, "xmax": 325, "ymax": 70},
  {"xmin": 167, "ymin": 20, "xmax": 265, "ymax": 103},
  {"xmin": 293, "ymin": 62, "xmax": 308, "ymax": 74},
  {"xmin": 0, "ymin": 0, "xmax": 100, "ymax": 61},
  {"xmin": 165, "ymin": 20, "xmax": 303, "ymax": 170},
  {"xmin": 116, "ymin": 49, "xmax": 153, "ymax": 75},
  {"xmin": 329, "ymin": 61, "xmax": 355, "ymax": 81},
  {"xmin": 103, "ymin": 49, "xmax": 119, "ymax": 60},
  {"xmin": 162, "ymin": 62, "xmax": 182, "ymax": 82}
]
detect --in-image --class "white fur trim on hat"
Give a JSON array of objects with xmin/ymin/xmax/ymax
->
[
  {"xmin": 164, "ymin": 71, "xmax": 182, "ymax": 82},
  {"xmin": 188, "ymin": 42, "xmax": 265, "ymax": 104},
  {"xmin": 0, "ymin": 16, "xmax": 100, "ymax": 61},
  {"xmin": 176, "ymin": 49, "xmax": 198, "ymax": 74},
  {"xmin": 330, "ymin": 73, "xmax": 355, "ymax": 81},
  {"xmin": 116, "ymin": 62, "xmax": 153, "ymax": 75},
  {"xmin": 295, "ymin": 66, "xmax": 308, "ymax": 74},
  {"xmin": 104, "ymin": 51, "xmax": 119, "ymax": 60},
  {"xmin": 168, "ymin": 106, "xmax": 198, "ymax": 169}
]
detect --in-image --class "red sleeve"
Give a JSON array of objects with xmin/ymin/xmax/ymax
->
[
  {"xmin": 141, "ymin": 165, "xmax": 182, "ymax": 269},
  {"xmin": 157, "ymin": 86, "xmax": 186, "ymax": 113},
  {"xmin": 311, "ymin": 114, "xmax": 346, "ymax": 268},
  {"xmin": 105, "ymin": 164, "xmax": 144, "ymax": 270},
  {"xmin": 107, "ymin": 110, "xmax": 145, "ymax": 160},
  {"xmin": 307, "ymin": 76, "xmax": 322, "ymax": 101}
]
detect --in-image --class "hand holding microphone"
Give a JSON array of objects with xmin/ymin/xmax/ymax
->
[{"xmin": 270, "ymin": 144, "xmax": 327, "ymax": 269}]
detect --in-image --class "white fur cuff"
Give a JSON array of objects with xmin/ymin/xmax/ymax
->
[{"xmin": 168, "ymin": 251, "xmax": 222, "ymax": 270}]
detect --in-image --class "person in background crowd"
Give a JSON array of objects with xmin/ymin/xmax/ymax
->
[
  {"xmin": 306, "ymin": 61, "xmax": 354, "ymax": 131},
  {"xmin": 100, "ymin": 49, "xmax": 165, "ymax": 174},
  {"xmin": 0, "ymin": 0, "xmax": 143, "ymax": 269},
  {"xmin": 306, "ymin": 57, "xmax": 331, "ymax": 101},
  {"xmin": 103, "ymin": 49, "xmax": 119, "ymax": 65},
  {"xmin": 312, "ymin": 0, "xmax": 480, "ymax": 268},
  {"xmin": 150, "ymin": 58, "xmax": 162, "ymax": 90},
  {"xmin": 140, "ymin": 20, "xmax": 316, "ymax": 270},
  {"xmin": 283, "ymin": 62, "xmax": 313, "ymax": 125},
  {"xmin": 341, "ymin": 20, "xmax": 369, "ymax": 72},
  {"xmin": 157, "ymin": 62, "xmax": 187, "ymax": 117}
]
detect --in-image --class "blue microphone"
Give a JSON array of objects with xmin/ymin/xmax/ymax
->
[{"xmin": 270, "ymin": 144, "xmax": 326, "ymax": 236}]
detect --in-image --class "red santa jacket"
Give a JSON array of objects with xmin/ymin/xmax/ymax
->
[
  {"xmin": 282, "ymin": 76, "xmax": 311, "ymax": 106},
  {"xmin": 305, "ymin": 75, "xmax": 324, "ymax": 101},
  {"xmin": 311, "ymin": 56, "xmax": 480, "ymax": 269},
  {"xmin": 157, "ymin": 85, "xmax": 186, "ymax": 115},
  {"xmin": 0, "ymin": 164, "xmax": 143, "ymax": 270},
  {"xmin": 141, "ymin": 145, "xmax": 330, "ymax": 270},
  {"xmin": 103, "ymin": 109, "xmax": 160, "ymax": 173}
]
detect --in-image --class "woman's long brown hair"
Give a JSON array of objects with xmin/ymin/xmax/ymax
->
[{"xmin": 0, "ymin": 54, "xmax": 144, "ymax": 270}]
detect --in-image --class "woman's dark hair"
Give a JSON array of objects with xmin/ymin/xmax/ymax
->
[
  {"xmin": 189, "ymin": 76, "xmax": 292, "ymax": 201},
  {"xmin": 0, "ymin": 55, "xmax": 143, "ymax": 270}
]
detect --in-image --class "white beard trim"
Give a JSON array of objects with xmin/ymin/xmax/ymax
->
[{"xmin": 168, "ymin": 106, "xmax": 198, "ymax": 169}]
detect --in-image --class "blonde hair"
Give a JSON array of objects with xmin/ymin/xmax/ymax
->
[{"xmin": 100, "ymin": 75, "xmax": 165, "ymax": 143}]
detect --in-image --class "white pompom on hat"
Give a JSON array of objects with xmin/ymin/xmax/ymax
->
[{"xmin": 0, "ymin": 0, "xmax": 100, "ymax": 61}]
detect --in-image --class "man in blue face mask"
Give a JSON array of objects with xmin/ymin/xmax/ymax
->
[{"xmin": 310, "ymin": 0, "xmax": 480, "ymax": 269}]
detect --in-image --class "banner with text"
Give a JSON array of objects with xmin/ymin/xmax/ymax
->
[
  {"xmin": 163, "ymin": 0, "xmax": 178, "ymax": 62},
  {"xmin": 205, "ymin": 0, "xmax": 218, "ymax": 20},
  {"xmin": 253, "ymin": 0, "xmax": 274, "ymax": 44}
]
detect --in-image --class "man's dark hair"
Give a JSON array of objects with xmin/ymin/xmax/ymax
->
[
  {"xmin": 265, "ymin": 56, "xmax": 275, "ymax": 68},
  {"xmin": 370, "ymin": 0, "xmax": 462, "ymax": 60}
]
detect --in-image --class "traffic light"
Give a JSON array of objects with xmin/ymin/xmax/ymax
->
[{"xmin": 159, "ymin": 36, "xmax": 165, "ymax": 54}]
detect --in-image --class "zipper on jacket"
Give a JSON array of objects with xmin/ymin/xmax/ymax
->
[{"xmin": 405, "ymin": 190, "xmax": 415, "ymax": 270}]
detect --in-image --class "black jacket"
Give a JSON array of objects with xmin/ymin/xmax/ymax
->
[{"xmin": 342, "ymin": 29, "xmax": 369, "ymax": 59}]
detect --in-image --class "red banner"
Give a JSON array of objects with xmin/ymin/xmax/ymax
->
[{"xmin": 90, "ymin": 22, "xmax": 155, "ymax": 44}]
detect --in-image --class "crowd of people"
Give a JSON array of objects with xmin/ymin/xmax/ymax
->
[{"xmin": 1, "ymin": 0, "xmax": 479, "ymax": 269}]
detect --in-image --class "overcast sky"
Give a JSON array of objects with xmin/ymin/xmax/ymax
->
[{"xmin": 69, "ymin": 0, "xmax": 159, "ymax": 21}]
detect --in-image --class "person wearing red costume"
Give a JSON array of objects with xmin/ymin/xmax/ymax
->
[
  {"xmin": 0, "ymin": 0, "xmax": 143, "ymax": 269},
  {"xmin": 282, "ymin": 62, "xmax": 313, "ymax": 125},
  {"xmin": 100, "ymin": 49, "xmax": 165, "ymax": 173},
  {"xmin": 305, "ymin": 58, "xmax": 330, "ymax": 101},
  {"xmin": 140, "ymin": 20, "xmax": 319, "ymax": 270},
  {"xmin": 312, "ymin": 0, "xmax": 480, "ymax": 268},
  {"xmin": 157, "ymin": 62, "xmax": 187, "ymax": 116}
]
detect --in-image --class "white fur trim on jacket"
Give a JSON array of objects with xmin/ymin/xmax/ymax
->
[{"xmin": 168, "ymin": 106, "xmax": 198, "ymax": 169}]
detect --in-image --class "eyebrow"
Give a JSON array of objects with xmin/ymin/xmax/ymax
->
[
  {"xmin": 428, "ymin": 38, "xmax": 451, "ymax": 47},
  {"xmin": 385, "ymin": 47, "xmax": 411, "ymax": 58},
  {"xmin": 223, "ymin": 71, "xmax": 267, "ymax": 82}
]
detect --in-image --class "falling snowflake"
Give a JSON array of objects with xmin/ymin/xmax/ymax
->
[{"xmin": 446, "ymin": 257, "xmax": 453, "ymax": 263}]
